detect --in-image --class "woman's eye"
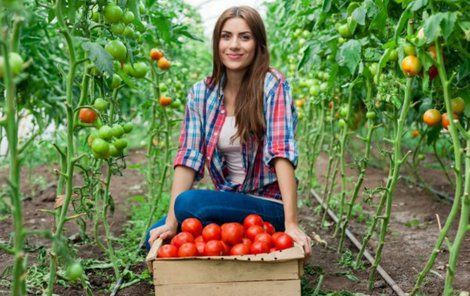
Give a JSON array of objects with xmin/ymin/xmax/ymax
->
[
  {"xmin": 241, "ymin": 35, "xmax": 251, "ymax": 41},
  {"xmin": 221, "ymin": 34, "xmax": 231, "ymax": 40}
]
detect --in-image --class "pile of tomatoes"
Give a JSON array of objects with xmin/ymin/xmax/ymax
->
[{"xmin": 157, "ymin": 214, "xmax": 294, "ymax": 258}]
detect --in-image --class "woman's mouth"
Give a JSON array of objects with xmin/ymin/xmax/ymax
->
[{"xmin": 227, "ymin": 53, "xmax": 243, "ymax": 60}]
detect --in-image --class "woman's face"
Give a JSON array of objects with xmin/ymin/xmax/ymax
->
[{"xmin": 219, "ymin": 17, "xmax": 256, "ymax": 73}]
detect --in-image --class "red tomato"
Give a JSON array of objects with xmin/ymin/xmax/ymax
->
[
  {"xmin": 428, "ymin": 65, "xmax": 438, "ymax": 80},
  {"xmin": 254, "ymin": 233, "xmax": 273, "ymax": 247},
  {"xmin": 220, "ymin": 241, "xmax": 230, "ymax": 255},
  {"xmin": 157, "ymin": 244, "xmax": 178, "ymax": 258},
  {"xmin": 243, "ymin": 214, "xmax": 264, "ymax": 229},
  {"xmin": 250, "ymin": 241, "xmax": 270, "ymax": 254},
  {"xmin": 195, "ymin": 241, "xmax": 205, "ymax": 256},
  {"xmin": 221, "ymin": 222, "xmax": 245, "ymax": 245},
  {"xmin": 79, "ymin": 108, "xmax": 98, "ymax": 124},
  {"xmin": 182, "ymin": 218, "xmax": 203, "ymax": 238},
  {"xmin": 245, "ymin": 225, "xmax": 265, "ymax": 241},
  {"xmin": 242, "ymin": 238, "xmax": 252, "ymax": 248},
  {"xmin": 269, "ymin": 247, "xmax": 277, "ymax": 253},
  {"xmin": 230, "ymin": 243, "xmax": 250, "ymax": 255},
  {"xmin": 170, "ymin": 232, "xmax": 194, "ymax": 248},
  {"xmin": 263, "ymin": 221, "xmax": 276, "ymax": 235},
  {"xmin": 178, "ymin": 242, "xmax": 198, "ymax": 257},
  {"xmin": 273, "ymin": 233, "xmax": 294, "ymax": 250},
  {"xmin": 202, "ymin": 223, "xmax": 221, "ymax": 241},
  {"xmin": 194, "ymin": 235, "xmax": 204, "ymax": 243},
  {"xmin": 271, "ymin": 232, "xmax": 283, "ymax": 241},
  {"xmin": 204, "ymin": 240, "xmax": 224, "ymax": 256}
]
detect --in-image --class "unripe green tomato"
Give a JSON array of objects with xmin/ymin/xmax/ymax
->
[
  {"xmin": 338, "ymin": 24, "xmax": 352, "ymax": 38},
  {"xmin": 298, "ymin": 38, "xmax": 306, "ymax": 47},
  {"xmin": 309, "ymin": 85, "xmax": 320, "ymax": 96},
  {"xmin": 293, "ymin": 28, "xmax": 302, "ymax": 38},
  {"xmin": 111, "ymin": 74, "xmax": 122, "ymax": 89},
  {"xmin": 98, "ymin": 125, "xmax": 113, "ymax": 140},
  {"xmin": 66, "ymin": 262, "xmax": 84, "ymax": 282},
  {"xmin": 388, "ymin": 49, "xmax": 398, "ymax": 61},
  {"xmin": 322, "ymin": 72, "xmax": 330, "ymax": 80},
  {"xmin": 91, "ymin": 138, "xmax": 110, "ymax": 156},
  {"xmin": 110, "ymin": 23, "xmax": 125, "ymax": 35},
  {"xmin": 302, "ymin": 30, "xmax": 310, "ymax": 38},
  {"xmin": 417, "ymin": 154, "xmax": 425, "ymax": 161},
  {"xmin": 366, "ymin": 111, "xmax": 376, "ymax": 120},
  {"xmin": 123, "ymin": 63, "xmax": 133, "ymax": 75},
  {"xmin": 338, "ymin": 119, "xmax": 347, "ymax": 128},
  {"xmin": 338, "ymin": 37, "xmax": 345, "ymax": 44},
  {"xmin": 171, "ymin": 99, "xmax": 183, "ymax": 109},
  {"xmin": 403, "ymin": 43, "xmax": 416, "ymax": 56},
  {"xmin": 123, "ymin": 11, "xmax": 135, "ymax": 24},
  {"xmin": 113, "ymin": 138, "xmax": 128, "ymax": 150},
  {"xmin": 91, "ymin": 11, "xmax": 100, "ymax": 22},
  {"xmin": 451, "ymin": 97, "xmax": 465, "ymax": 114},
  {"xmin": 0, "ymin": 52, "xmax": 24, "ymax": 79},
  {"xmin": 320, "ymin": 82, "xmax": 328, "ymax": 92},
  {"xmin": 109, "ymin": 144, "xmax": 120, "ymax": 157},
  {"xmin": 111, "ymin": 124, "xmax": 125, "ymax": 138},
  {"xmin": 139, "ymin": 3, "xmax": 145, "ymax": 14},
  {"xmin": 368, "ymin": 63, "xmax": 378, "ymax": 76},
  {"xmin": 104, "ymin": 4, "xmax": 123, "ymax": 24},
  {"xmin": 94, "ymin": 98, "xmax": 108, "ymax": 112},
  {"xmin": 159, "ymin": 83, "xmax": 168, "ymax": 92},
  {"xmin": 123, "ymin": 26, "xmax": 135, "ymax": 38},
  {"xmin": 130, "ymin": 62, "xmax": 148, "ymax": 78},
  {"xmin": 123, "ymin": 122, "xmax": 133, "ymax": 133},
  {"xmin": 105, "ymin": 40, "xmax": 127, "ymax": 62},
  {"xmin": 339, "ymin": 106, "xmax": 349, "ymax": 118}
]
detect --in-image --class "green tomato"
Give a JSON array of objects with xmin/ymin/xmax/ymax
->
[
  {"xmin": 171, "ymin": 99, "xmax": 183, "ymax": 109},
  {"xmin": 105, "ymin": 40, "xmax": 127, "ymax": 62},
  {"xmin": 301, "ymin": 30, "xmax": 310, "ymax": 38},
  {"xmin": 91, "ymin": 11, "xmax": 100, "ymax": 22},
  {"xmin": 388, "ymin": 49, "xmax": 398, "ymax": 61},
  {"xmin": 339, "ymin": 106, "xmax": 349, "ymax": 118},
  {"xmin": 98, "ymin": 125, "xmax": 113, "ymax": 141},
  {"xmin": 309, "ymin": 85, "xmax": 320, "ymax": 96},
  {"xmin": 66, "ymin": 262, "xmax": 84, "ymax": 282},
  {"xmin": 0, "ymin": 52, "xmax": 24, "ymax": 79},
  {"xmin": 368, "ymin": 63, "xmax": 378, "ymax": 76},
  {"xmin": 366, "ymin": 111, "xmax": 376, "ymax": 120},
  {"xmin": 338, "ymin": 119, "xmax": 347, "ymax": 128},
  {"xmin": 123, "ymin": 122, "xmax": 133, "ymax": 133},
  {"xmin": 123, "ymin": 26, "xmax": 135, "ymax": 38},
  {"xmin": 91, "ymin": 138, "xmax": 109, "ymax": 156},
  {"xmin": 109, "ymin": 144, "xmax": 120, "ymax": 157},
  {"xmin": 111, "ymin": 74, "xmax": 122, "ymax": 89},
  {"xmin": 417, "ymin": 154, "xmax": 425, "ymax": 161},
  {"xmin": 113, "ymin": 138, "xmax": 128, "ymax": 150},
  {"xmin": 94, "ymin": 98, "xmax": 108, "ymax": 112},
  {"xmin": 122, "ymin": 11, "xmax": 135, "ymax": 24},
  {"xmin": 338, "ymin": 24, "xmax": 352, "ymax": 38},
  {"xmin": 451, "ymin": 97, "xmax": 465, "ymax": 114},
  {"xmin": 110, "ymin": 23, "xmax": 125, "ymax": 35},
  {"xmin": 298, "ymin": 38, "xmax": 306, "ymax": 47},
  {"xmin": 129, "ymin": 62, "xmax": 148, "ymax": 78},
  {"xmin": 320, "ymin": 82, "xmax": 328, "ymax": 92},
  {"xmin": 111, "ymin": 124, "xmax": 125, "ymax": 138},
  {"xmin": 322, "ymin": 72, "xmax": 330, "ymax": 81},
  {"xmin": 159, "ymin": 83, "xmax": 168, "ymax": 92},
  {"xmin": 403, "ymin": 43, "xmax": 416, "ymax": 56},
  {"xmin": 293, "ymin": 28, "xmax": 302, "ymax": 38},
  {"xmin": 104, "ymin": 4, "xmax": 123, "ymax": 24}
]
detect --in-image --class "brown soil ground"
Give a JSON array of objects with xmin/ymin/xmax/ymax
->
[{"xmin": 0, "ymin": 149, "xmax": 469, "ymax": 295}]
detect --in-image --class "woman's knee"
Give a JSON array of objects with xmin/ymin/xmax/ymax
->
[{"xmin": 174, "ymin": 189, "xmax": 201, "ymax": 222}]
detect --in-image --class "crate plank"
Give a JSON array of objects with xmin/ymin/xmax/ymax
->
[
  {"xmin": 155, "ymin": 279, "xmax": 301, "ymax": 296},
  {"xmin": 153, "ymin": 259, "xmax": 300, "ymax": 285}
]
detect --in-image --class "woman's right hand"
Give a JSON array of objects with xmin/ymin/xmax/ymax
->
[{"xmin": 148, "ymin": 221, "xmax": 178, "ymax": 247}]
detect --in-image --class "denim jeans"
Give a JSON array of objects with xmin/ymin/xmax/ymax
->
[{"xmin": 145, "ymin": 189, "xmax": 285, "ymax": 250}]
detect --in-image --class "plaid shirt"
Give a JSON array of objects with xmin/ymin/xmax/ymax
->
[{"xmin": 173, "ymin": 68, "xmax": 298, "ymax": 201}]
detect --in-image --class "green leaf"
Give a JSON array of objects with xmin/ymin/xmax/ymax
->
[
  {"xmin": 336, "ymin": 39, "xmax": 362, "ymax": 75},
  {"xmin": 321, "ymin": 0, "xmax": 332, "ymax": 13},
  {"xmin": 441, "ymin": 12, "xmax": 457, "ymax": 40},
  {"xmin": 409, "ymin": 0, "xmax": 428, "ymax": 12},
  {"xmin": 352, "ymin": 7, "xmax": 366, "ymax": 26},
  {"xmin": 423, "ymin": 12, "xmax": 456, "ymax": 42},
  {"xmin": 459, "ymin": 21, "xmax": 470, "ymax": 41},
  {"xmin": 82, "ymin": 42, "xmax": 114, "ymax": 76},
  {"xmin": 153, "ymin": 15, "xmax": 172, "ymax": 44}
]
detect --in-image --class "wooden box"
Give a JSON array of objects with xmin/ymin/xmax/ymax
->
[{"xmin": 146, "ymin": 238, "xmax": 305, "ymax": 296}]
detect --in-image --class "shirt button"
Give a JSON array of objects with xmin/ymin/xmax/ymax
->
[
  {"xmin": 214, "ymin": 132, "xmax": 218, "ymax": 136},
  {"xmin": 221, "ymin": 110, "xmax": 225, "ymax": 114}
]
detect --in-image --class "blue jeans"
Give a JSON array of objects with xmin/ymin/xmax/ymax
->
[{"xmin": 145, "ymin": 189, "xmax": 285, "ymax": 250}]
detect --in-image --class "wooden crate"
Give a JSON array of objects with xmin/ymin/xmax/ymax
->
[{"xmin": 146, "ymin": 238, "xmax": 305, "ymax": 296}]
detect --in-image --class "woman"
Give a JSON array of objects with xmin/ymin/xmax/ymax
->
[{"xmin": 146, "ymin": 6, "xmax": 312, "ymax": 257}]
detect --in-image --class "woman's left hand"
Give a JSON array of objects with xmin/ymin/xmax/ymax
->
[{"xmin": 284, "ymin": 223, "xmax": 312, "ymax": 258}]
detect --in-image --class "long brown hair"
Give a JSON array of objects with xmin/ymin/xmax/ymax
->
[{"xmin": 211, "ymin": 6, "xmax": 270, "ymax": 144}]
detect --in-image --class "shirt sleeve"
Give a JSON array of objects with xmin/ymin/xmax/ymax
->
[
  {"xmin": 263, "ymin": 78, "xmax": 299, "ymax": 169},
  {"xmin": 173, "ymin": 85, "xmax": 206, "ymax": 181}
]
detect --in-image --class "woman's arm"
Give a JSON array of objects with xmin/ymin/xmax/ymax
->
[
  {"xmin": 273, "ymin": 157, "xmax": 312, "ymax": 258},
  {"xmin": 165, "ymin": 166, "xmax": 196, "ymax": 227}
]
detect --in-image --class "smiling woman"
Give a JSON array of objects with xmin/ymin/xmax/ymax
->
[{"xmin": 146, "ymin": 5, "xmax": 312, "ymax": 258}]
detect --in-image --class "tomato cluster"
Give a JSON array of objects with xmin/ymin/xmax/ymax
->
[
  {"xmin": 157, "ymin": 214, "xmax": 294, "ymax": 258},
  {"xmin": 422, "ymin": 97, "xmax": 464, "ymax": 130}
]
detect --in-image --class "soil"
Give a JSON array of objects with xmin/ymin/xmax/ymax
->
[{"xmin": 0, "ymin": 148, "xmax": 469, "ymax": 295}]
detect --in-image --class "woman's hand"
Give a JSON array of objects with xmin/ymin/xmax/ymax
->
[
  {"xmin": 284, "ymin": 223, "xmax": 312, "ymax": 258},
  {"xmin": 148, "ymin": 221, "xmax": 178, "ymax": 247}
]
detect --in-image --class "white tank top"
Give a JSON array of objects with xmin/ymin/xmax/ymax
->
[{"xmin": 217, "ymin": 116, "xmax": 246, "ymax": 184}]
